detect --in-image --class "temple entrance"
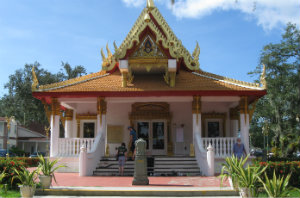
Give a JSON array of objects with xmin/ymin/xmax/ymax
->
[{"xmin": 136, "ymin": 120, "xmax": 167, "ymax": 155}]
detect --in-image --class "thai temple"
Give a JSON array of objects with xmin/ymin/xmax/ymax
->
[{"xmin": 32, "ymin": 0, "xmax": 266, "ymax": 176}]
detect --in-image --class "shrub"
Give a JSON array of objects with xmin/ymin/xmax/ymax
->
[
  {"xmin": 0, "ymin": 158, "xmax": 26, "ymax": 188},
  {"xmin": 0, "ymin": 157, "xmax": 40, "ymax": 167}
]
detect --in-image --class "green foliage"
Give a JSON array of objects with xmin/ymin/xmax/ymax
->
[
  {"xmin": 255, "ymin": 160, "xmax": 300, "ymax": 188},
  {"xmin": 0, "ymin": 62, "xmax": 87, "ymax": 128},
  {"xmin": 249, "ymin": 23, "xmax": 300, "ymax": 155},
  {"xmin": 12, "ymin": 167, "xmax": 37, "ymax": 187},
  {"xmin": 219, "ymin": 155, "xmax": 248, "ymax": 188},
  {"xmin": 0, "ymin": 171, "xmax": 7, "ymax": 194},
  {"xmin": 258, "ymin": 170, "xmax": 297, "ymax": 198},
  {"xmin": 9, "ymin": 146, "xmax": 25, "ymax": 157},
  {"xmin": 37, "ymin": 155, "xmax": 66, "ymax": 183},
  {"xmin": 0, "ymin": 159, "xmax": 26, "ymax": 188}
]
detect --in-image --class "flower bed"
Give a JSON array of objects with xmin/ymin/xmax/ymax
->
[
  {"xmin": 256, "ymin": 161, "xmax": 300, "ymax": 188},
  {"xmin": 0, "ymin": 157, "xmax": 40, "ymax": 188}
]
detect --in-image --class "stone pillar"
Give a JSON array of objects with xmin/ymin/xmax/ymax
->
[
  {"xmin": 239, "ymin": 97, "xmax": 250, "ymax": 154},
  {"xmin": 79, "ymin": 146, "xmax": 87, "ymax": 176},
  {"xmin": 64, "ymin": 109, "xmax": 73, "ymax": 138},
  {"xmin": 50, "ymin": 98, "xmax": 61, "ymax": 157},
  {"xmin": 97, "ymin": 97, "xmax": 107, "ymax": 157},
  {"xmin": 132, "ymin": 138, "xmax": 149, "ymax": 185},
  {"xmin": 207, "ymin": 143, "xmax": 215, "ymax": 176}
]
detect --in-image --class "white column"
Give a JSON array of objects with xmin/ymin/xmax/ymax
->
[
  {"xmin": 72, "ymin": 110, "xmax": 77, "ymax": 138},
  {"xmin": 50, "ymin": 114, "xmax": 60, "ymax": 157},
  {"xmin": 22, "ymin": 142, "xmax": 25, "ymax": 151},
  {"xmin": 240, "ymin": 113, "xmax": 250, "ymax": 153},
  {"xmin": 35, "ymin": 142, "xmax": 38, "ymax": 152},
  {"xmin": 193, "ymin": 113, "xmax": 202, "ymax": 143},
  {"xmin": 97, "ymin": 114, "xmax": 107, "ymax": 157},
  {"xmin": 64, "ymin": 120, "xmax": 73, "ymax": 138}
]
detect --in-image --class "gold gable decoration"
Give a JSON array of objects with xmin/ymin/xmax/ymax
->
[{"xmin": 101, "ymin": 2, "xmax": 200, "ymax": 71}]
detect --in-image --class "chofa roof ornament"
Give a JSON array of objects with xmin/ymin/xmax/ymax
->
[{"xmin": 31, "ymin": 66, "xmax": 39, "ymax": 91}]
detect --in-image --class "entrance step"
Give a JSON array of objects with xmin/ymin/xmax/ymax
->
[
  {"xmin": 36, "ymin": 187, "xmax": 239, "ymax": 197},
  {"xmin": 93, "ymin": 156, "xmax": 201, "ymax": 176}
]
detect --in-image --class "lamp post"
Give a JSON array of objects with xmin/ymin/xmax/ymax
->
[{"xmin": 5, "ymin": 116, "xmax": 15, "ymax": 157}]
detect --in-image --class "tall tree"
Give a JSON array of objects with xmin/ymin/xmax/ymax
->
[
  {"xmin": 0, "ymin": 62, "xmax": 88, "ymax": 128},
  {"xmin": 249, "ymin": 23, "xmax": 300, "ymax": 156}
]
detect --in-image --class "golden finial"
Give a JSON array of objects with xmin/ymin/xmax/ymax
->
[
  {"xmin": 101, "ymin": 48, "xmax": 106, "ymax": 60},
  {"xmin": 147, "ymin": 0, "xmax": 155, "ymax": 10},
  {"xmin": 106, "ymin": 43, "xmax": 112, "ymax": 57},
  {"xmin": 260, "ymin": 64, "xmax": 267, "ymax": 89},
  {"xmin": 32, "ymin": 66, "xmax": 39, "ymax": 91},
  {"xmin": 192, "ymin": 41, "xmax": 200, "ymax": 59}
]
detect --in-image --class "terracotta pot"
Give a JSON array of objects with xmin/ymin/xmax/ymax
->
[
  {"xmin": 19, "ymin": 185, "xmax": 36, "ymax": 198},
  {"xmin": 39, "ymin": 175, "xmax": 52, "ymax": 189}
]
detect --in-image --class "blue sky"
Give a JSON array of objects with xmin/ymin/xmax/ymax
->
[{"xmin": 0, "ymin": 0, "xmax": 299, "ymax": 96}]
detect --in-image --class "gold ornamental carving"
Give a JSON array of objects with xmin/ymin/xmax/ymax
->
[
  {"xmin": 64, "ymin": 109, "xmax": 74, "ymax": 121},
  {"xmin": 192, "ymin": 96, "xmax": 201, "ymax": 114},
  {"xmin": 42, "ymin": 99, "xmax": 51, "ymax": 123},
  {"xmin": 31, "ymin": 67, "xmax": 39, "ymax": 91},
  {"xmin": 239, "ymin": 96, "xmax": 248, "ymax": 114},
  {"xmin": 129, "ymin": 102, "xmax": 171, "ymax": 121},
  {"xmin": 51, "ymin": 98, "xmax": 60, "ymax": 116}
]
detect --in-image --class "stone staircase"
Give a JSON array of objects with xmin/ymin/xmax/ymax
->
[{"xmin": 93, "ymin": 156, "xmax": 201, "ymax": 176}]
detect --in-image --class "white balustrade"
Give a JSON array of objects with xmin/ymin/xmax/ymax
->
[
  {"xmin": 57, "ymin": 138, "xmax": 95, "ymax": 157},
  {"xmin": 201, "ymin": 137, "xmax": 236, "ymax": 157}
]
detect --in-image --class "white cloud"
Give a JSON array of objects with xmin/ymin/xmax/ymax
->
[
  {"xmin": 121, "ymin": 0, "xmax": 300, "ymax": 31},
  {"xmin": 122, "ymin": 0, "xmax": 145, "ymax": 7}
]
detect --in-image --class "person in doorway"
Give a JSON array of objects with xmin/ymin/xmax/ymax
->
[
  {"xmin": 233, "ymin": 138, "xmax": 247, "ymax": 159},
  {"xmin": 128, "ymin": 126, "xmax": 137, "ymax": 160},
  {"xmin": 117, "ymin": 142, "xmax": 127, "ymax": 176}
]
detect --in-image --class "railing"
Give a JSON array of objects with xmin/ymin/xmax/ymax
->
[
  {"xmin": 201, "ymin": 137, "xmax": 236, "ymax": 157},
  {"xmin": 57, "ymin": 138, "xmax": 95, "ymax": 157}
]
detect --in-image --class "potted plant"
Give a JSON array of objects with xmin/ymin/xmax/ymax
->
[
  {"xmin": 37, "ymin": 155, "xmax": 66, "ymax": 189},
  {"xmin": 236, "ymin": 164, "xmax": 267, "ymax": 198},
  {"xmin": 220, "ymin": 155, "xmax": 248, "ymax": 190},
  {"xmin": 12, "ymin": 167, "xmax": 37, "ymax": 198}
]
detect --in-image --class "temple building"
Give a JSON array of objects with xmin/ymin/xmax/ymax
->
[{"xmin": 32, "ymin": 0, "xmax": 266, "ymax": 175}]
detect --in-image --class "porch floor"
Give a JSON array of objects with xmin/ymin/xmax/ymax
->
[{"xmin": 49, "ymin": 172, "xmax": 230, "ymax": 188}]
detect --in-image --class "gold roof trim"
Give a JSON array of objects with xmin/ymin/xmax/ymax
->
[
  {"xmin": 102, "ymin": 7, "xmax": 200, "ymax": 71},
  {"xmin": 193, "ymin": 70, "xmax": 263, "ymax": 90},
  {"xmin": 35, "ymin": 70, "xmax": 108, "ymax": 92}
]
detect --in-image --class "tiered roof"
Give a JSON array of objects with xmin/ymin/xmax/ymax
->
[{"xmin": 32, "ymin": 0, "xmax": 266, "ymax": 101}]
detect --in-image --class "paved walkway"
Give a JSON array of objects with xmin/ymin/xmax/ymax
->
[{"xmin": 49, "ymin": 172, "xmax": 230, "ymax": 188}]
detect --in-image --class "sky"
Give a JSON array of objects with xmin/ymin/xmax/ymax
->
[{"xmin": 0, "ymin": 0, "xmax": 299, "ymax": 96}]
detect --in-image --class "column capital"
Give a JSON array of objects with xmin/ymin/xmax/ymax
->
[
  {"xmin": 65, "ymin": 109, "xmax": 74, "ymax": 120},
  {"xmin": 97, "ymin": 97, "xmax": 107, "ymax": 115},
  {"xmin": 239, "ymin": 96, "xmax": 248, "ymax": 114},
  {"xmin": 51, "ymin": 98, "xmax": 60, "ymax": 116},
  {"xmin": 192, "ymin": 96, "xmax": 201, "ymax": 114}
]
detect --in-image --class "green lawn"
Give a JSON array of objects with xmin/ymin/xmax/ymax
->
[
  {"xmin": 258, "ymin": 189, "xmax": 300, "ymax": 197},
  {"xmin": 0, "ymin": 190, "xmax": 21, "ymax": 197}
]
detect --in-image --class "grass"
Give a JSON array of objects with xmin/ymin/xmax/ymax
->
[
  {"xmin": 258, "ymin": 189, "xmax": 300, "ymax": 197},
  {"xmin": 0, "ymin": 190, "xmax": 21, "ymax": 197}
]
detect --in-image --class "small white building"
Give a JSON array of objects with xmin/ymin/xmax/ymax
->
[
  {"xmin": 0, "ymin": 117, "xmax": 49, "ymax": 155},
  {"xmin": 32, "ymin": 0, "xmax": 266, "ymax": 175}
]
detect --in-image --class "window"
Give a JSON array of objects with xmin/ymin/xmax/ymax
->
[
  {"xmin": 83, "ymin": 123, "xmax": 95, "ymax": 138},
  {"xmin": 207, "ymin": 122, "xmax": 220, "ymax": 137}
]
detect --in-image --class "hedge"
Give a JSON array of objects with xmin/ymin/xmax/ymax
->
[{"xmin": 255, "ymin": 160, "xmax": 300, "ymax": 188}]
